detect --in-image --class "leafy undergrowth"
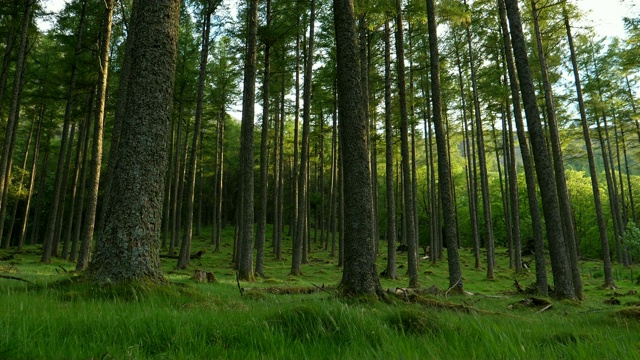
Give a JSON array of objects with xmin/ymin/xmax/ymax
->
[{"xmin": 0, "ymin": 226, "xmax": 639, "ymax": 359}]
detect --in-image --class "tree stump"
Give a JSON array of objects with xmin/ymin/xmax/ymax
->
[{"xmin": 192, "ymin": 270, "xmax": 217, "ymax": 283}]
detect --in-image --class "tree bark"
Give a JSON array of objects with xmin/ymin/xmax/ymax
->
[
  {"xmin": 464, "ymin": 10, "xmax": 495, "ymax": 278},
  {"xmin": 530, "ymin": 0, "xmax": 582, "ymax": 298},
  {"xmin": 255, "ymin": 0, "xmax": 271, "ymax": 277},
  {"xmin": 86, "ymin": 0, "xmax": 180, "ymax": 284},
  {"xmin": 505, "ymin": 0, "xmax": 575, "ymax": 299},
  {"xmin": 427, "ymin": 0, "xmax": 463, "ymax": 292},
  {"xmin": 383, "ymin": 18, "xmax": 397, "ymax": 279},
  {"xmin": 237, "ymin": 0, "xmax": 259, "ymax": 281},
  {"xmin": 291, "ymin": 0, "xmax": 316, "ymax": 276},
  {"xmin": 395, "ymin": 0, "xmax": 418, "ymax": 288},
  {"xmin": 498, "ymin": 0, "xmax": 546, "ymax": 294},
  {"xmin": 0, "ymin": 0, "xmax": 30, "ymax": 217},
  {"xmin": 76, "ymin": 0, "xmax": 115, "ymax": 270},
  {"xmin": 177, "ymin": 2, "xmax": 216, "ymax": 270},
  {"xmin": 564, "ymin": 11, "xmax": 615, "ymax": 288},
  {"xmin": 334, "ymin": 0, "xmax": 382, "ymax": 297}
]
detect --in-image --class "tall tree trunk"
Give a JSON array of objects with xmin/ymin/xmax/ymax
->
[
  {"xmin": 505, "ymin": 0, "xmax": 575, "ymax": 299},
  {"xmin": 5, "ymin": 115, "xmax": 35, "ymax": 247},
  {"xmin": 621, "ymin": 127, "xmax": 636, "ymax": 224},
  {"xmin": 51, "ymin": 123, "xmax": 76, "ymax": 254},
  {"xmin": 383, "ymin": 18, "xmax": 397, "ymax": 279},
  {"xmin": 0, "ymin": 9, "xmax": 16, "ymax": 117},
  {"xmin": 255, "ymin": 0, "xmax": 271, "ymax": 277},
  {"xmin": 237, "ymin": 0, "xmax": 259, "ymax": 282},
  {"xmin": 70, "ymin": 92, "xmax": 96, "ymax": 261},
  {"xmin": 334, "ymin": 0, "xmax": 382, "ymax": 297},
  {"xmin": 170, "ymin": 103, "xmax": 184, "ymax": 255},
  {"xmin": 214, "ymin": 111, "xmax": 225, "ymax": 251},
  {"xmin": 395, "ymin": 0, "xmax": 418, "ymax": 288},
  {"xmin": 0, "ymin": 0, "xmax": 31, "ymax": 217},
  {"xmin": 271, "ymin": 63, "xmax": 282, "ymax": 259},
  {"xmin": 290, "ymin": 5, "xmax": 301, "ymax": 239},
  {"xmin": 564, "ymin": 11, "xmax": 615, "ymax": 288},
  {"xmin": 498, "ymin": 0, "xmax": 546, "ymax": 293},
  {"xmin": 453, "ymin": 34, "xmax": 480, "ymax": 269},
  {"xmin": 464, "ymin": 11, "xmax": 495, "ymax": 278},
  {"xmin": 329, "ymin": 84, "xmax": 338, "ymax": 257},
  {"xmin": 18, "ymin": 111, "xmax": 43, "ymax": 249},
  {"xmin": 86, "ymin": 0, "xmax": 180, "ymax": 284},
  {"xmin": 76, "ymin": 0, "xmax": 115, "ymax": 270},
  {"xmin": 162, "ymin": 117, "xmax": 175, "ymax": 249},
  {"xmin": 42, "ymin": 0, "xmax": 89, "ymax": 262},
  {"xmin": 599, "ymin": 110, "xmax": 627, "ymax": 265},
  {"xmin": 177, "ymin": 3, "xmax": 216, "ymax": 270},
  {"xmin": 62, "ymin": 118, "xmax": 88, "ymax": 258},
  {"xmin": 291, "ymin": 0, "xmax": 316, "ymax": 276},
  {"xmin": 530, "ymin": 0, "xmax": 582, "ymax": 299},
  {"xmin": 427, "ymin": 0, "xmax": 463, "ymax": 292}
]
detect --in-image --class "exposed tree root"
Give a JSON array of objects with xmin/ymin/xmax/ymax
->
[
  {"xmin": 244, "ymin": 284, "xmax": 336, "ymax": 295},
  {"xmin": 0, "ymin": 274, "xmax": 33, "ymax": 284}
]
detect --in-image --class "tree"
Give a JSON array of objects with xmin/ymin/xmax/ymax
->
[
  {"xmin": 76, "ymin": 0, "xmax": 115, "ymax": 270},
  {"xmin": 254, "ymin": 0, "xmax": 272, "ymax": 278},
  {"xmin": 395, "ymin": 0, "xmax": 418, "ymax": 288},
  {"xmin": 504, "ymin": 0, "xmax": 575, "ymax": 300},
  {"xmin": 383, "ymin": 17, "xmax": 397, "ymax": 280},
  {"xmin": 177, "ymin": 0, "xmax": 220, "ymax": 270},
  {"xmin": 0, "ymin": 0, "xmax": 31, "ymax": 244},
  {"xmin": 237, "ymin": 0, "xmax": 259, "ymax": 282},
  {"xmin": 497, "ymin": 0, "xmax": 547, "ymax": 294},
  {"xmin": 427, "ymin": 0, "xmax": 463, "ymax": 293},
  {"xmin": 86, "ymin": 0, "xmax": 181, "ymax": 284},
  {"xmin": 564, "ymin": 9, "xmax": 615, "ymax": 289},
  {"xmin": 530, "ymin": 0, "xmax": 582, "ymax": 299},
  {"xmin": 334, "ymin": 0, "xmax": 382, "ymax": 298},
  {"xmin": 292, "ymin": 0, "xmax": 316, "ymax": 276}
]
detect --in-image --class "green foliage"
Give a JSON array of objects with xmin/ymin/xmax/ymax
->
[{"xmin": 624, "ymin": 222, "xmax": 640, "ymax": 260}]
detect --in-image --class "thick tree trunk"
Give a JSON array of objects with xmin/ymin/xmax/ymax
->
[
  {"xmin": 334, "ymin": 0, "xmax": 382, "ymax": 297},
  {"xmin": 86, "ymin": 0, "xmax": 180, "ymax": 284}
]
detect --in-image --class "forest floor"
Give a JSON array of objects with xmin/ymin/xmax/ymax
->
[{"xmin": 0, "ymin": 226, "xmax": 639, "ymax": 359}]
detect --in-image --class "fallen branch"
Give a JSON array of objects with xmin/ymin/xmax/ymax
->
[
  {"xmin": 160, "ymin": 250, "xmax": 205, "ymax": 260},
  {"xmin": 311, "ymin": 283, "xmax": 333, "ymax": 295},
  {"xmin": 536, "ymin": 304, "xmax": 553, "ymax": 313},
  {"xmin": 0, "ymin": 274, "xmax": 33, "ymax": 284}
]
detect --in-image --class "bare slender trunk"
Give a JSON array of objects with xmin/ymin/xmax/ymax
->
[
  {"xmin": 76, "ymin": 0, "xmax": 115, "ymax": 270},
  {"xmin": 427, "ymin": 0, "xmax": 463, "ymax": 292}
]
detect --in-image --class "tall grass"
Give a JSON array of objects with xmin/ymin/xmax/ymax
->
[{"xmin": 0, "ymin": 226, "xmax": 639, "ymax": 359}]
